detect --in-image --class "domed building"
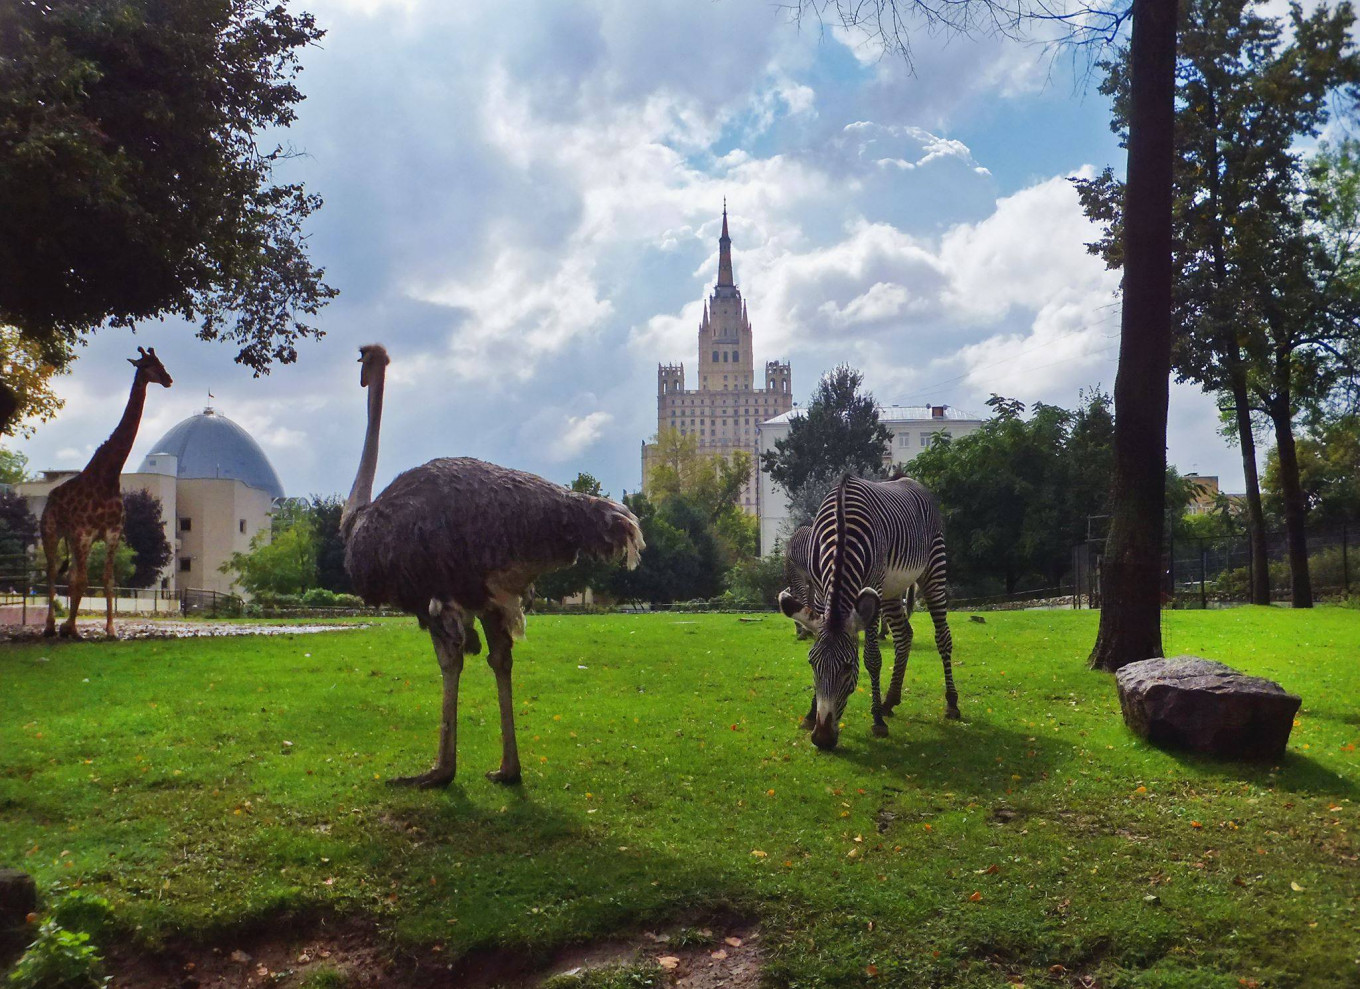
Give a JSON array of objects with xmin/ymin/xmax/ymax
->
[{"xmin": 18, "ymin": 405, "xmax": 285, "ymax": 597}]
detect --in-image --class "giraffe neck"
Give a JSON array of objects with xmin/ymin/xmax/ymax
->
[{"xmin": 84, "ymin": 372, "xmax": 150, "ymax": 486}]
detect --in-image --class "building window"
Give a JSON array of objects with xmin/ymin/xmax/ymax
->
[
  {"xmin": 179, "ymin": 557, "xmax": 192, "ymax": 573},
  {"xmin": 712, "ymin": 350, "xmax": 719, "ymax": 362},
  {"xmin": 722, "ymin": 351, "xmax": 729, "ymax": 362},
  {"xmin": 920, "ymin": 434, "xmax": 931, "ymax": 447},
  {"xmin": 239, "ymin": 519, "xmax": 247, "ymax": 534},
  {"xmin": 178, "ymin": 517, "xmax": 191, "ymax": 532}
]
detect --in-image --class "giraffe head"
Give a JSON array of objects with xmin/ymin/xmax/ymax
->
[
  {"xmin": 128, "ymin": 347, "xmax": 173, "ymax": 388},
  {"xmin": 357, "ymin": 344, "xmax": 390, "ymax": 387}
]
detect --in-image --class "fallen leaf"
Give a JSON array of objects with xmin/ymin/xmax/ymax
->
[
  {"xmin": 710, "ymin": 949, "xmax": 728, "ymax": 961},
  {"xmin": 1290, "ymin": 881, "xmax": 1305, "ymax": 892},
  {"xmin": 969, "ymin": 891, "xmax": 983, "ymax": 902},
  {"xmin": 657, "ymin": 956, "xmax": 680, "ymax": 970},
  {"xmin": 725, "ymin": 936, "xmax": 743, "ymax": 948},
  {"xmin": 1190, "ymin": 821, "xmax": 1203, "ymax": 829},
  {"xmin": 866, "ymin": 964, "xmax": 880, "ymax": 977},
  {"xmin": 229, "ymin": 950, "xmax": 251, "ymax": 964},
  {"xmin": 750, "ymin": 849, "xmax": 767, "ymax": 858}
]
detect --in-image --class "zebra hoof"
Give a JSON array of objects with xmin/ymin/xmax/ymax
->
[
  {"xmin": 871, "ymin": 723, "xmax": 889, "ymax": 738},
  {"xmin": 799, "ymin": 715, "xmax": 815, "ymax": 731},
  {"xmin": 945, "ymin": 706, "xmax": 962, "ymax": 721}
]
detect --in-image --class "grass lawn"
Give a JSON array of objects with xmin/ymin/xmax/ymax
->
[{"xmin": 1, "ymin": 608, "xmax": 1357, "ymax": 987}]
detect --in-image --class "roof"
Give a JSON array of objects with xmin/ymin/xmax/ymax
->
[
  {"xmin": 759, "ymin": 404, "xmax": 981, "ymax": 427},
  {"xmin": 137, "ymin": 408, "xmax": 286, "ymax": 500}
]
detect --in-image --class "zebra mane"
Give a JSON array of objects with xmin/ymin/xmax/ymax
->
[{"xmin": 825, "ymin": 473, "xmax": 851, "ymax": 633}]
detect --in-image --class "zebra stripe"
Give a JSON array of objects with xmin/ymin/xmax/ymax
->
[{"xmin": 803, "ymin": 473, "xmax": 960, "ymax": 750}]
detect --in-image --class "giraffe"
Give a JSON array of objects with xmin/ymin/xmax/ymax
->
[{"xmin": 42, "ymin": 347, "xmax": 173, "ymax": 639}]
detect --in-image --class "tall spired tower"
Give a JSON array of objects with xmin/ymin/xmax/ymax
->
[{"xmin": 643, "ymin": 203, "xmax": 793, "ymax": 514}]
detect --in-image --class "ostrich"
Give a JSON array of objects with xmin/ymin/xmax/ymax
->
[{"xmin": 341, "ymin": 344, "xmax": 644, "ymax": 787}]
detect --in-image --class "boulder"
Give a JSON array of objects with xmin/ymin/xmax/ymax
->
[
  {"xmin": 1115, "ymin": 656, "xmax": 1300, "ymax": 760},
  {"xmin": 0, "ymin": 869, "xmax": 36, "ymax": 926}
]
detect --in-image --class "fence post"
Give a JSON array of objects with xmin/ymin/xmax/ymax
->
[
  {"xmin": 1168, "ymin": 536, "xmax": 1175, "ymax": 603},
  {"xmin": 1200, "ymin": 546, "xmax": 1207, "ymax": 610}
]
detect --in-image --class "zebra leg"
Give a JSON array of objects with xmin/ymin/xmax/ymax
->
[
  {"xmin": 862, "ymin": 626, "xmax": 889, "ymax": 737},
  {"xmin": 921, "ymin": 577, "xmax": 960, "ymax": 720},
  {"xmin": 881, "ymin": 595, "xmax": 913, "ymax": 715},
  {"xmin": 801, "ymin": 694, "xmax": 816, "ymax": 730}
]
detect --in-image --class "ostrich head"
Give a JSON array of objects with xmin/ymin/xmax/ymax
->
[{"xmin": 358, "ymin": 344, "xmax": 390, "ymax": 387}]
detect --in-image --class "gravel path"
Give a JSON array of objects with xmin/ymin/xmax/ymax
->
[{"xmin": 0, "ymin": 618, "xmax": 368, "ymax": 643}]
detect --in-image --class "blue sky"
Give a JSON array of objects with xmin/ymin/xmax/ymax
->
[{"xmin": 14, "ymin": 0, "xmax": 1247, "ymax": 501}]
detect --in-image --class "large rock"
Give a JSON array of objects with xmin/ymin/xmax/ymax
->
[
  {"xmin": 1115, "ymin": 656, "xmax": 1301, "ymax": 760},
  {"xmin": 0, "ymin": 868, "xmax": 36, "ymax": 958}
]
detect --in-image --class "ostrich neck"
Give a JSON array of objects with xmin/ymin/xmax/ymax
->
[{"xmin": 344, "ymin": 367, "xmax": 385, "ymax": 527}]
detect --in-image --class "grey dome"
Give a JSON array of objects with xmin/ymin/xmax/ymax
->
[{"xmin": 138, "ymin": 408, "xmax": 285, "ymax": 500}]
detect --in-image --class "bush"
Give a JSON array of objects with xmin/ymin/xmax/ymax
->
[
  {"xmin": 48, "ymin": 893, "xmax": 114, "ymax": 943},
  {"xmin": 334, "ymin": 593, "xmax": 364, "ymax": 608},
  {"xmin": 301, "ymin": 588, "xmax": 338, "ymax": 607},
  {"xmin": 7, "ymin": 919, "xmax": 109, "ymax": 989}
]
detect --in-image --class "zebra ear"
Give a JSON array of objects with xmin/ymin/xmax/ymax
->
[
  {"xmin": 778, "ymin": 589, "xmax": 803, "ymax": 619},
  {"xmin": 855, "ymin": 587, "xmax": 880, "ymax": 628}
]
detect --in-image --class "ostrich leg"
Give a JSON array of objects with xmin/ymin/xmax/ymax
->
[
  {"xmin": 389, "ymin": 605, "xmax": 465, "ymax": 788},
  {"xmin": 480, "ymin": 610, "xmax": 522, "ymax": 784}
]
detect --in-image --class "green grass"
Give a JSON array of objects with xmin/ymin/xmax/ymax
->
[{"xmin": 2, "ymin": 609, "xmax": 1357, "ymax": 987}]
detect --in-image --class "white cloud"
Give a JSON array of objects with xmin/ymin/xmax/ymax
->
[{"xmin": 557, "ymin": 411, "xmax": 615, "ymax": 461}]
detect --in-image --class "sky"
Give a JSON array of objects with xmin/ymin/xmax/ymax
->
[{"xmin": 13, "ymin": 0, "xmax": 1250, "ymax": 501}]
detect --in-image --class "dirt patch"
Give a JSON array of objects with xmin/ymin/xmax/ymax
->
[
  {"xmin": 105, "ymin": 916, "xmax": 763, "ymax": 989},
  {"xmin": 0, "ymin": 619, "xmax": 367, "ymax": 643}
]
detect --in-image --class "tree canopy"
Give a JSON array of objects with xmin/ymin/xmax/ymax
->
[
  {"xmin": 121, "ymin": 490, "xmax": 172, "ymax": 588},
  {"xmin": 761, "ymin": 364, "xmax": 891, "ymax": 496},
  {"xmin": 0, "ymin": 0, "xmax": 336, "ymax": 435}
]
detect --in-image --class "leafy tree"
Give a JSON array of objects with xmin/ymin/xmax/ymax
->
[
  {"xmin": 647, "ymin": 428, "xmax": 756, "ymax": 570},
  {"xmin": 308, "ymin": 495, "xmax": 351, "ymax": 594},
  {"xmin": 1075, "ymin": 0, "xmax": 1360, "ymax": 609},
  {"xmin": 121, "ymin": 490, "xmax": 172, "ymax": 588},
  {"xmin": 0, "ymin": 0, "xmax": 336, "ymax": 435},
  {"xmin": 724, "ymin": 550, "xmax": 787, "ymax": 608},
  {"xmin": 1263, "ymin": 415, "xmax": 1360, "ymax": 527},
  {"xmin": 605, "ymin": 493, "xmax": 706, "ymax": 604},
  {"xmin": 220, "ymin": 508, "xmax": 316, "ymax": 596},
  {"xmin": 0, "ymin": 446, "xmax": 31, "ymax": 485},
  {"xmin": 0, "ymin": 490, "xmax": 37, "ymax": 585},
  {"xmin": 0, "ymin": 328, "xmax": 65, "ymax": 439},
  {"xmin": 86, "ymin": 539, "xmax": 136, "ymax": 588},
  {"xmin": 761, "ymin": 365, "xmax": 890, "ymax": 495}
]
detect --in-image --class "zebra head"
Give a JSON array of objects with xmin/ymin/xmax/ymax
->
[{"xmin": 808, "ymin": 586, "xmax": 880, "ymax": 750}]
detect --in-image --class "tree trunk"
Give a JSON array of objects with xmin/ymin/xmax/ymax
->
[
  {"xmin": 1270, "ymin": 407, "xmax": 1314, "ymax": 607},
  {"xmin": 1090, "ymin": 0, "xmax": 1179, "ymax": 672},
  {"xmin": 1227, "ymin": 367, "xmax": 1271, "ymax": 605}
]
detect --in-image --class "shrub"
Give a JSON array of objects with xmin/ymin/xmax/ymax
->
[
  {"xmin": 334, "ymin": 593, "xmax": 364, "ymax": 608},
  {"xmin": 6, "ymin": 919, "xmax": 109, "ymax": 989},
  {"xmin": 301, "ymin": 588, "xmax": 338, "ymax": 607}
]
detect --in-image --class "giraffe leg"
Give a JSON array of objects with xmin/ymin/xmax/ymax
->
[
  {"xmin": 921, "ymin": 576, "xmax": 959, "ymax": 720},
  {"xmin": 480, "ymin": 610, "xmax": 522, "ymax": 784},
  {"xmin": 103, "ymin": 529, "xmax": 121, "ymax": 638},
  {"xmin": 41, "ymin": 521, "xmax": 60, "ymax": 638},
  {"xmin": 863, "ymin": 623, "xmax": 889, "ymax": 737},
  {"xmin": 881, "ymin": 594, "xmax": 913, "ymax": 715},
  {"xmin": 388, "ymin": 604, "xmax": 464, "ymax": 788},
  {"xmin": 61, "ymin": 535, "xmax": 94, "ymax": 639}
]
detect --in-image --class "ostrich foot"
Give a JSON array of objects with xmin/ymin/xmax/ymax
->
[
  {"xmin": 945, "ymin": 705, "xmax": 962, "ymax": 721},
  {"xmin": 485, "ymin": 767, "xmax": 522, "ymax": 785},
  {"xmin": 871, "ymin": 722, "xmax": 890, "ymax": 738},
  {"xmin": 386, "ymin": 767, "xmax": 455, "ymax": 789}
]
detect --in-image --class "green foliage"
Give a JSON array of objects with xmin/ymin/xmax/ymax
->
[
  {"xmin": 0, "ymin": 446, "xmax": 30, "ymax": 485},
  {"xmin": 0, "ymin": 489, "xmax": 37, "ymax": 565},
  {"xmin": 542, "ymin": 966, "xmax": 663, "ymax": 989},
  {"xmin": 1263, "ymin": 415, "xmax": 1360, "ymax": 526},
  {"xmin": 723, "ymin": 549, "xmax": 786, "ymax": 608},
  {"xmin": 6, "ymin": 919, "xmax": 108, "ymax": 989},
  {"xmin": 48, "ymin": 893, "xmax": 115, "ymax": 944},
  {"xmin": 220, "ymin": 508, "xmax": 316, "ymax": 596},
  {"xmin": 760, "ymin": 364, "xmax": 890, "ymax": 494},
  {"xmin": 308, "ymin": 495, "xmax": 351, "ymax": 595},
  {"xmin": 0, "ymin": 0, "xmax": 337, "ymax": 436},
  {"xmin": 84, "ymin": 542, "xmax": 136, "ymax": 588},
  {"xmin": 296, "ymin": 969, "xmax": 351, "ymax": 989},
  {"xmin": 120, "ymin": 491, "xmax": 171, "ymax": 588},
  {"xmin": 301, "ymin": 587, "xmax": 339, "ymax": 607}
]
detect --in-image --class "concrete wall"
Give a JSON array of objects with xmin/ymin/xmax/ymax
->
[{"xmin": 174, "ymin": 478, "xmax": 274, "ymax": 595}]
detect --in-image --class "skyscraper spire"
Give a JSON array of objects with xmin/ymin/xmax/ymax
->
[{"xmin": 717, "ymin": 200, "xmax": 734, "ymax": 288}]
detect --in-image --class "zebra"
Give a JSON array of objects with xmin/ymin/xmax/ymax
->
[{"xmin": 781, "ymin": 473, "xmax": 959, "ymax": 750}]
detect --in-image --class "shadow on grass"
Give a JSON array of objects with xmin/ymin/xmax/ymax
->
[
  {"xmin": 1161, "ymin": 748, "xmax": 1359, "ymax": 799},
  {"xmin": 824, "ymin": 709, "xmax": 1075, "ymax": 800}
]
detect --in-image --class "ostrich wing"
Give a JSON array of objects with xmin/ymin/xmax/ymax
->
[{"xmin": 344, "ymin": 457, "xmax": 640, "ymax": 618}]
